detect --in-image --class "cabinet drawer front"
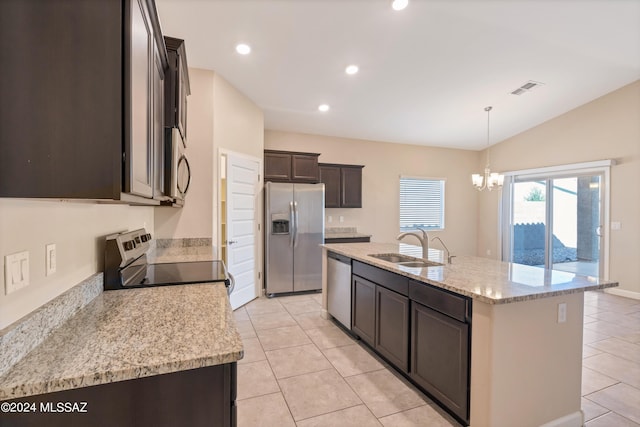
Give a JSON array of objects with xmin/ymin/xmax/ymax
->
[
  {"xmin": 353, "ymin": 261, "xmax": 408, "ymax": 296},
  {"xmin": 409, "ymin": 280, "xmax": 469, "ymax": 322}
]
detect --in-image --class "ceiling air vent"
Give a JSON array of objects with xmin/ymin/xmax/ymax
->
[{"xmin": 511, "ymin": 80, "xmax": 545, "ymax": 95}]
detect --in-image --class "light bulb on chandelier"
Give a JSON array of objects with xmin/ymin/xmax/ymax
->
[{"xmin": 472, "ymin": 106, "xmax": 504, "ymax": 191}]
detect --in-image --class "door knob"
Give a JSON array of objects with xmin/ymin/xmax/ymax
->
[{"xmin": 227, "ymin": 240, "xmax": 238, "ymax": 245}]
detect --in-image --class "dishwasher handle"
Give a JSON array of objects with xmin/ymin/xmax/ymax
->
[{"xmin": 327, "ymin": 251, "xmax": 351, "ymax": 264}]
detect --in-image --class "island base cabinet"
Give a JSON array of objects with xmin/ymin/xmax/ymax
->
[
  {"xmin": 411, "ymin": 302, "xmax": 469, "ymax": 424},
  {"xmin": 376, "ymin": 285, "xmax": 409, "ymax": 372},
  {"xmin": 0, "ymin": 363, "xmax": 237, "ymax": 427},
  {"xmin": 351, "ymin": 275, "xmax": 376, "ymax": 346}
]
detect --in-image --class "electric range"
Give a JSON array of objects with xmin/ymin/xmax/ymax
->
[{"xmin": 104, "ymin": 228, "xmax": 233, "ymax": 293}]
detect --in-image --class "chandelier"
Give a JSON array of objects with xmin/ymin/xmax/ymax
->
[{"xmin": 472, "ymin": 106, "xmax": 504, "ymax": 191}]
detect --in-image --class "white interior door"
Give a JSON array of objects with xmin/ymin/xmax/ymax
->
[{"xmin": 226, "ymin": 153, "xmax": 260, "ymax": 309}]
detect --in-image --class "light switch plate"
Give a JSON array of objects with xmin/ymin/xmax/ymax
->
[
  {"xmin": 558, "ymin": 302, "xmax": 567, "ymax": 323},
  {"xmin": 46, "ymin": 244, "xmax": 56, "ymax": 276},
  {"xmin": 4, "ymin": 251, "xmax": 30, "ymax": 295}
]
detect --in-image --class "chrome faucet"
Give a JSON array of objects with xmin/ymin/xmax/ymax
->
[
  {"xmin": 396, "ymin": 228, "xmax": 429, "ymax": 259},
  {"xmin": 431, "ymin": 236, "xmax": 456, "ymax": 264}
]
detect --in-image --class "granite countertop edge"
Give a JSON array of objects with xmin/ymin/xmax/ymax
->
[
  {"xmin": 0, "ymin": 352, "xmax": 244, "ymax": 401},
  {"xmin": 322, "ymin": 242, "xmax": 618, "ymax": 304},
  {"xmin": 325, "ymin": 232, "xmax": 372, "ymax": 239},
  {"xmin": 0, "ymin": 282, "xmax": 243, "ymax": 401}
]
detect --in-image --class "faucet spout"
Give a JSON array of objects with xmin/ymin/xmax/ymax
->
[
  {"xmin": 431, "ymin": 236, "xmax": 455, "ymax": 264},
  {"xmin": 396, "ymin": 228, "xmax": 429, "ymax": 259}
]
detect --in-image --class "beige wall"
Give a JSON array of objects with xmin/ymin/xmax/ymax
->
[
  {"xmin": 212, "ymin": 73, "xmax": 265, "ymax": 291},
  {"xmin": 156, "ymin": 68, "xmax": 265, "ymax": 247},
  {"xmin": 265, "ymin": 130, "xmax": 480, "ymax": 256},
  {"xmin": 155, "ymin": 68, "xmax": 215, "ymax": 239},
  {"xmin": 212, "ymin": 74, "xmax": 265, "ymax": 160},
  {"xmin": 0, "ymin": 201, "xmax": 153, "ymax": 329},
  {"xmin": 477, "ymin": 80, "xmax": 640, "ymax": 295}
]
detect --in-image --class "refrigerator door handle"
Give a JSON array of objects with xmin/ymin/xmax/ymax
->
[
  {"xmin": 289, "ymin": 201, "xmax": 295, "ymax": 247},
  {"xmin": 293, "ymin": 201, "xmax": 299, "ymax": 248}
]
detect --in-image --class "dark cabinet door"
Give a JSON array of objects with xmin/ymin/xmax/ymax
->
[
  {"xmin": 376, "ymin": 286, "xmax": 410, "ymax": 372},
  {"xmin": 0, "ymin": 0, "xmax": 122, "ymax": 199},
  {"xmin": 1, "ymin": 363, "xmax": 236, "ymax": 427},
  {"xmin": 341, "ymin": 166, "xmax": 363, "ymax": 208},
  {"xmin": 124, "ymin": 0, "xmax": 154, "ymax": 198},
  {"xmin": 351, "ymin": 275, "xmax": 376, "ymax": 346},
  {"xmin": 264, "ymin": 152, "xmax": 292, "ymax": 181},
  {"xmin": 411, "ymin": 302, "xmax": 469, "ymax": 423},
  {"xmin": 319, "ymin": 163, "xmax": 363, "ymax": 208},
  {"xmin": 264, "ymin": 150, "xmax": 320, "ymax": 183},
  {"xmin": 152, "ymin": 36, "xmax": 166, "ymax": 200},
  {"xmin": 177, "ymin": 55, "xmax": 188, "ymax": 141},
  {"xmin": 291, "ymin": 154, "xmax": 319, "ymax": 182},
  {"xmin": 319, "ymin": 165, "xmax": 341, "ymax": 208}
]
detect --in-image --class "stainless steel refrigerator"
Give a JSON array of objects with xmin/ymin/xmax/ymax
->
[{"xmin": 265, "ymin": 182, "xmax": 325, "ymax": 295}]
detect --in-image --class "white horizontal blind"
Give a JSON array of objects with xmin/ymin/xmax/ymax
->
[{"xmin": 399, "ymin": 177, "xmax": 445, "ymax": 231}]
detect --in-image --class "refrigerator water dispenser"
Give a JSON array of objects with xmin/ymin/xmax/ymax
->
[{"xmin": 271, "ymin": 214, "xmax": 290, "ymax": 235}]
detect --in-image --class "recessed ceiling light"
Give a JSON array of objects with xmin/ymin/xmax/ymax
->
[
  {"xmin": 392, "ymin": 0, "xmax": 409, "ymax": 11},
  {"xmin": 235, "ymin": 43, "xmax": 251, "ymax": 55},
  {"xmin": 318, "ymin": 104, "xmax": 330, "ymax": 112},
  {"xmin": 345, "ymin": 65, "xmax": 359, "ymax": 75}
]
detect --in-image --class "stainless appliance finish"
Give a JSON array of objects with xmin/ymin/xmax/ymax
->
[
  {"xmin": 327, "ymin": 252, "xmax": 352, "ymax": 329},
  {"xmin": 265, "ymin": 182, "xmax": 324, "ymax": 295},
  {"xmin": 104, "ymin": 228, "xmax": 232, "ymax": 293},
  {"xmin": 164, "ymin": 127, "xmax": 191, "ymax": 205}
]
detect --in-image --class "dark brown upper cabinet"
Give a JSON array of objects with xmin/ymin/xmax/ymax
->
[
  {"xmin": 164, "ymin": 37, "xmax": 190, "ymax": 144},
  {"xmin": 264, "ymin": 150, "xmax": 320, "ymax": 183},
  {"xmin": 0, "ymin": 0, "xmax": 167, "ymax": 204},
  {"xmin": 319, "ymin": 164, "xmax": 364, "ymax": 208}
]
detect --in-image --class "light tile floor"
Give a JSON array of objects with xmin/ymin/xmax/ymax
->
[{"xmin": 234, "ymin": 290, "xmax": 640, "ymax": 426}]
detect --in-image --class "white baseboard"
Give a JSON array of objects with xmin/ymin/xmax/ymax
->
[
  {"xmin": 539, "ymin": 411, "xmax": 583, "ymax": 427},
  {"xmin": 604, "ymin": 287, "xmax": 640, "ymax": 300}
]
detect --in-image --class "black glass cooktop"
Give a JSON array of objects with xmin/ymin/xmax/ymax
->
[{"xmin": 140, "ymin": 261, "xmax": 228, "ymax": 287}]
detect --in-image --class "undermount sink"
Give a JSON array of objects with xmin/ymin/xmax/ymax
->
[
  {"xmin": 397, "ymin": 261, "xmax": 443, "ymax": 268},
  {"xmin": 368, "ymin": 253, "xmax": 416, "ymax": 263},
  {"xmin": 368, "ymin": 253, "xmax": 443, "ymax": 268}
]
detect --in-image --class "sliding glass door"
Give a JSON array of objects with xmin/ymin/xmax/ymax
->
[{"xmin": 505, "ymin": 172, "xmax": 604, "ymax": 277}]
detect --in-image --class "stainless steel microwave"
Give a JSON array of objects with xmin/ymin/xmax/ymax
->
[{"xmin": 164, "ymin": 127, "xmax": 191, "ymax": 204}]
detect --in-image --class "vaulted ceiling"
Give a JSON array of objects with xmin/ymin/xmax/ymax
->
[{"xmin": 156, "ymin": 0, "xmax": 640, "ymax": 150}]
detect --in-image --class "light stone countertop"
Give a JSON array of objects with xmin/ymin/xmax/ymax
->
[
  {"xmin": 325, "ymin": 227, "xmax": 371, "ymax": 240},
  {"xmin": 0, "ymin": 283, "xmax": 243, "ymax": 401},
  {"xmin": 325, "ymin": 232, "xmax": 372, "ymax": 239},
  {"xmin": 323, "ymin": 242, "xmax": 618, "ymax": 304}
]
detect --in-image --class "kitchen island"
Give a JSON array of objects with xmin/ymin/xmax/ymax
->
[
  {"xmin": 322, "ymin": 242, "xmax": 618, "ymax": 427},
  {"xmin": 0, "ymin": 280, "xmax": 243, "ymax": 427}
]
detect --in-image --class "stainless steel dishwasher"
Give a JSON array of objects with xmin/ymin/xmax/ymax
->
[{"xmin": 327, "ymin": 252, "xmax": 352, "ymax": 329}]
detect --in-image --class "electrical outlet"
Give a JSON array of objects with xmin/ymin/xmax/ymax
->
[
  {"xmin": 4, "ymin": 251, "xmax": 30, "ymax": 295},
  {"xmin": 339, "ymin": 216, "xmax": 344, "ymax": 223},
  {"xmin": 611, "ymin": 222, "xmax": 621, "ymax": 230},
  {"xmin": 328, "ymin": 216, "xmax": 333, "ymax": 223},
  {"xmin": 558, "ymin": 302, "xmax": 567, "ymax": 323},
  {"xmin": 46, "ymin": 244, "xmax": 56, "ymax": 276}
]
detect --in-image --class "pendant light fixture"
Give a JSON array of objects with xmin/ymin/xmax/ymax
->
[{"xmin": 472, "ymin": 106, "xmax": 504, "ymax": 191}]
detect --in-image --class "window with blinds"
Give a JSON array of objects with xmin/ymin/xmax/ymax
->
[{"xmin": 399, "ymin": 177, "xmax": 445, "ymax": 231}]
